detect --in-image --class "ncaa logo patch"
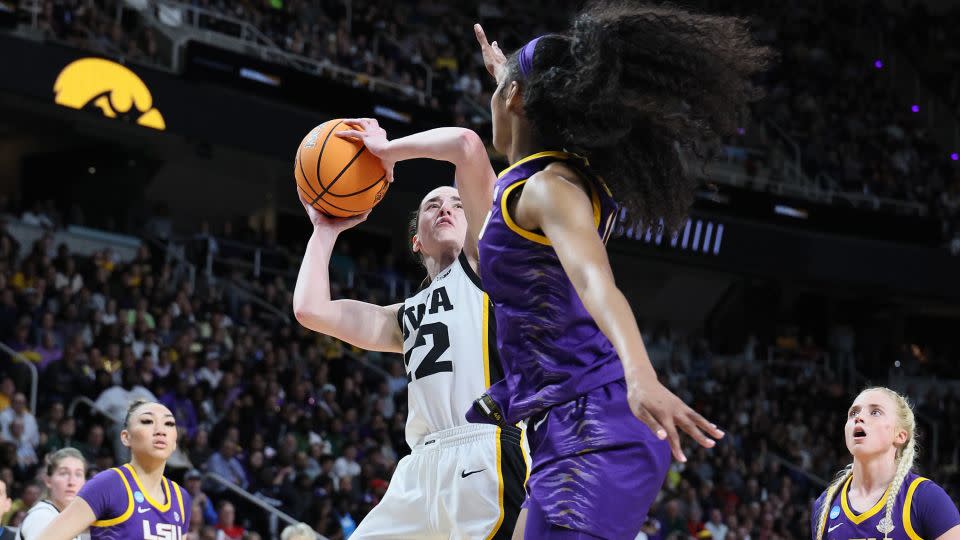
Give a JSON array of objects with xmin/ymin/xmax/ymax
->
[
  {"xmin": 830, "ymin": 505, "xmax": 840, "ymax": 519},
  {"xmin": 134, "ymin": 491, "xmax": 145, "ymax": 503}
]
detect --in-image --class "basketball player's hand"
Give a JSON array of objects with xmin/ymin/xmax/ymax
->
[
  {"xmin": 336, "ymin": 118, "xmax": 396, "ymax": 182},
  {"xmin": 299, "ymin": 192, "xmax": 370, "ymax": 232},
  {"xmin": 626, "ymin": 376, "xmax": 724, "ymax": 463},
  {"xmin": 474, "ymin": 24, "xmax": 507, "ymax": 84}
]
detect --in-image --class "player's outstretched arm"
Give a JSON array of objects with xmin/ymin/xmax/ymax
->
[
  {"xmin": 515, "ymin": 166, "xmax": 725, "ymax": 463},
  {"xmin": 36, "ymin": 496, "xmax": 95, "ymax": 540},
  {"xmin": 336, "ymin": 119, "xmax": 495, "ymax": 260},
  {"xmin": 292, "ymin": 196, "xmax": 403, "ymax": 354}
]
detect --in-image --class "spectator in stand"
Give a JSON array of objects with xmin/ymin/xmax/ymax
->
[
  {"xmin": 39, "ymin": 417, "xmax": 80, "ymax": 457},
  {"xmin": 77, "ymin": 425, "xmax": 111, "ymax": 470},
  {"xmin": 2, "ymin": 484, "xmax": 39, "ymax": 527},
  {"xmin": 214, "ymin": 501, "xmax": 244, "ymax": 540},
  {"xmin": 204, "ymin": 440, "xmax": 247, "ymax": 493},
  {"xmin": 331, "ymin": 444, "xmax": 359, "ymax": 481},
  {"xmin": 705, "ymin": 509, "xmax": 728, "ymax": 540},
  {"xmin": 8, "ymin": 419, "xmax": 38, "ymax": 469},
  {"xmin": 0, "ymin": 394, "xmax": 38, "ymax": 449},
  {"xmin": 183, "ymin": 469, "xmax": 218, "ymax": 526}
]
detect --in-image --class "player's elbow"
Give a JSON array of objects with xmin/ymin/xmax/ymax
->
[
  {"xmin": 293, "ymin": 305, "xmax": 327, "ymax": 332},
  {"xmin": 456, "ymin": 129, "xmax": 486, "ymax": 163}
]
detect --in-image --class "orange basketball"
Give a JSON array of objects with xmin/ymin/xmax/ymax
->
[{"xmin": 294, "ymin": 119, "xmax": 389, "ymax": 217}]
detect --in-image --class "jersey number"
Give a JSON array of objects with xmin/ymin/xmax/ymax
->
[{"xmin": 404, "ymin": 322, "xmax": 452, "ymax": 381}]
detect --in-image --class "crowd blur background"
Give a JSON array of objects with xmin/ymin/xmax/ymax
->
[{"xmin": 0, "ymin": 0, "xmax": 958, "ymax": 539}]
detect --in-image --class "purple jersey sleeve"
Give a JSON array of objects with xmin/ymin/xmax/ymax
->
[
  {"xmin": 914, "ymin": 480, "xmax": 960, "ymax": 539},
  {"xmin": 77, "ymin": 468, "xmax": 130, "ymax": 521}
]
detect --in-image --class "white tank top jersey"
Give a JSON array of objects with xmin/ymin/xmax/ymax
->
[{"xmin": 397, "ymin": 251, "xmax": 501, "ymax": 449}]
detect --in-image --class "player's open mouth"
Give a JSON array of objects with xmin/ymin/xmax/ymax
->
[
  {"xmin": 853, "ymin": 426, "xmax": 866, "ymax": 441},
  {"xmin": 436, "ymin": 217, "xmax": 454, "ymax": 228}
]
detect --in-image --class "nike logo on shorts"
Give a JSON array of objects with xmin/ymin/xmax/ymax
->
[
  {"xmin": 461, "ymin": 469, "xmax": 486, "ymax": 478},
  {"xmin": 828, "ymin": 524, "xmax": 842, "ymax": 532}
]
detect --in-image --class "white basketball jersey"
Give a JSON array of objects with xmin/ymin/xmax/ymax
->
[{"xmin": 397, "ymin": 252, "xmax": 500, "ymax": 449}]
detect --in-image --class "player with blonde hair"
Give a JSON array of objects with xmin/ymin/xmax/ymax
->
[{"xmin": 812, "ymin": 387, "xmax": 959, "ymax": 540}]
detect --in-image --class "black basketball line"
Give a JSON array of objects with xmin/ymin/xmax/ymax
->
[
  {"xmin": 310, "ymin": 146, "xmax": 368, "ymax": 207},
  {"xmin": 300, "ymin": 184, "xmax": 370, "ymax": 214},
  {"xmin": 324, "ymin": 172, "xmax": 387, "ymax": 198},
  {"xmin": 314, "ymin": 120, "xmax": 344, "ymax": 193},
  {"xmin": 297, "ymin": 148, "xmax": 321, "ymax": 198}
]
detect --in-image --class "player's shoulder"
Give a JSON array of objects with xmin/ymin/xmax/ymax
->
[
  {"xmin": 78, "ymin": 466, "xmax": 127, "ymax": 500},
  {"xmin": 908, "ymin": 474, "xmax": 951, "ymax": 506},
  {"xmin": 24, "ymin": 500, "xmax": 58, "ymax": 520},
  {"xmin": 531, "ymin": 161, "xmax": 586, "ymax": 192},
  {"xmin": 90, "ymin": 466, "xmax": 127, "ymax": 487},
  {"xmin": 526, "ymin": 163, "xmax": 598, "ymax": 215},
  {"xmin": 454, "ymin": 251, "xmax": 483, "ymax": 292}
]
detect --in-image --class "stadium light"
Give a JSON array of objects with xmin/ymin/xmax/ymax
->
[{"xmin": 874, "ymin": 59, "xmax": 883, "ymax": 69}]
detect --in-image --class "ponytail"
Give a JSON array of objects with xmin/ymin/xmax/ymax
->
[{"xmin": 506, "ymin": 1, "xmax": 773, "ymax": 231}]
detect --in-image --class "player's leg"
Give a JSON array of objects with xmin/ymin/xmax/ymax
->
[
  {"xmin": 445, "ymin": 425, "xmax": 527, "ymax": 540},
  {"xmin": 511, "ymin": 508, "xmax": 527, "ymax": 540},
  {"xmin": 350, "ymin": 453, "xmax": 443, "ymax": 540}
]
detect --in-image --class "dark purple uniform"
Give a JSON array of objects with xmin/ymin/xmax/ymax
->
[
  {"xmin": 469, "ymin": 151, "xmax": 671, "ymax": 538},
  {"xmin": 812, "ymin": 472, "xmax": 960, "ymax": 540},
  {"xmin": 77, "ymin": 464, "xmax": 191, "ymax": 540}
]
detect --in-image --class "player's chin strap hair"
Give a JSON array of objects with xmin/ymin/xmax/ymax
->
[{"xmin": 814, "ymin": 387, "xmax": 918, "ymax": 540}]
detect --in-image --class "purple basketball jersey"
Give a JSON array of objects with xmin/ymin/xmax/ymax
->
[
  {"xmin": 78, "ymin": 464, "xmax": 191, "ymax": 540},
  {"xmin": 811, "ymin": 472, "xmax": 960, "ymax": 540},
  {"xmin": 469, "ymin": 151, "xmax": 621, "ymax": 426}
]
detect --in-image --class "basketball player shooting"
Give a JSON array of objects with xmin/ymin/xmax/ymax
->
[{"xmin": 293, "ymin": 121, "xmax": 526, "ymax": 539}]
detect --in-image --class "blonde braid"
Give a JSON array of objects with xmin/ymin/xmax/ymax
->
[
  {"xmin": 877, "ymin": 386, "xmax": 918, "ymax": 538},
  {"xmin": 878, "ymin": 439, "xmax": 916, "ymax": 538},
  {"xmin": 816, "ymin": 464, "xmax": 853, "ymax": 540}
]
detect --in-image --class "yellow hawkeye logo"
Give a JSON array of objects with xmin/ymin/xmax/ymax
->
[{"xmin": 53, "ymin": 58, "xmax": 165, "ymax": 130}]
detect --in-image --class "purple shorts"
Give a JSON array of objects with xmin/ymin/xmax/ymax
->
[{"xmin": 524, "ymin": 379, "xmax": 671, "ymax": 538}]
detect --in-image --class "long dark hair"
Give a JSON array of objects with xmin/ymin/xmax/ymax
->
[{"xmin": 505, "ymin": 1, "xmax": 773, "ymax": 231}]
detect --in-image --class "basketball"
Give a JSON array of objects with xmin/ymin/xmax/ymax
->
[{"xmin": 295, "ymin": 119, "xmax": 389, "ymax": 217}]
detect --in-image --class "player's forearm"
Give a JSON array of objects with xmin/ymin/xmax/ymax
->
[
  {"xmin": 577, "ymin": 275, "xmax": 658, "ymax": 381},
  {"xmin": 292, "ymin": 228, "xmax": 337, "ymax": 328},
  {"xmin": 384, "ymin": 127, "xmax": 483, "ymax": 167},
  {"xmin": 39, "ymin": 498, "xmax": 95, "ymax": 540}
]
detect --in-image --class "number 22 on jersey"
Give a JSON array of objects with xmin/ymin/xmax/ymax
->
[{"xmin": 401, "ymin": 285, "xmax": 454, "ymax": 382}]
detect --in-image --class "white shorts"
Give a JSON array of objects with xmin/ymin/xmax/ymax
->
[{"xmin": 351, "ymin": 424, "xmax": 528, "ymax": 540}]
